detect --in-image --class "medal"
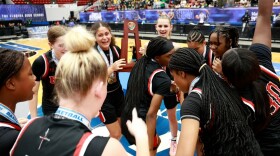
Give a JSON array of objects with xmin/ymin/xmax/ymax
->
[
  {"xmin": 107, "ymin": 72, "xmax": 117, "ymax": 84},
  {"xmin": 97, "ymin": 45, "xmax": 117, "ymax": 84}
]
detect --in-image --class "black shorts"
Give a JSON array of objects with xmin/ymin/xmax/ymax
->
[
  {"xmin": 100, "ymin": 86, "xmax": 124, "ymax": 124},
  {"xmin": 163, "ymin": 95, "xmax": 178, "ymax": 109}
]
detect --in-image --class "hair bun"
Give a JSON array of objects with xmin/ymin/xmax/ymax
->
[{"xmin": 64, "ymin": 26, "xmax": 95, "ymax": 53}]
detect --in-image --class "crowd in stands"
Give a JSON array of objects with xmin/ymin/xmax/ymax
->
[
  {"xmin": 0, "ymin": 22, "xmax": 28, "ymax": 38},
  {"xmin": 94, "ymin": 0, "xmax": 280, "ymax": 11}
]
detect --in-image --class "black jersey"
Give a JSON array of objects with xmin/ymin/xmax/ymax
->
[
  {"xmin": 94, "ymin": 45, "xmax": 122, "ymax": 92},
  {"xmin": 95, "ymin": 45, "xmax": 125, "ymax": 124},
  {"xmin": 0, "ymin": 116, "xmax": 21, "ymax": 156},
  {"xmin": 10, "ymin": 115, "xmax": 109, "ymax": 156},
  {"xmin": 245, "ymin": 43, "xmax": 280, "ymax": 155},
  {"xmin": 138, "ymin": 60, "xmax": 174, "ymax": 119},
  {"xmin": 32, "ymin": 50, "xmax": 58, "ymax": 115},
  {"xmin": 204, "ymin": 45, "xmax": 214, "ymax": 67},
  {"xmin": 181, "ymin": 80, "xmax": 262, "ymax": 155},
  {"xmin": 121, "ymin": 59, "xmax": 174, "ymax": 145}
]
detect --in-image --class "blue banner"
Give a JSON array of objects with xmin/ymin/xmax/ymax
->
[
  {"xmin": 80, "ymin": 7, "xmax": 280, "ymax": 26},
  {"xmin": 0, "ymin": 5, "xmax": 46, "ymax": 22}
]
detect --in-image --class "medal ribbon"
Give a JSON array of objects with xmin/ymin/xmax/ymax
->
[
  {"xmin": 0, "ymin": 103, "xmax": 20, "ymax": 126},
  {"xmin": 97, "ymin": 45, "xmax": 113, "ymax": 67},
  {"xmin": 97, "ymin": 45, "xmax": 115, "ymax": 80},
  {"xmin": 188, "ymin": 77, "xmax": 200, "ymax": 94},
  {"xmin": 55, "ymin": 107, "xmax": 92, "ymax": 130},
  {"xmin": 51, "ymin": 50, "xmax": 59, "ymax": 65}
]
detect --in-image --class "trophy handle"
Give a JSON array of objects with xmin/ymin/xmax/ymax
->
[{"xmin": 120, "ymin": 20, "xmax": 142, "ymax": 72}]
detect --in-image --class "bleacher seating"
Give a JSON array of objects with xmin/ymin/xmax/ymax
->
[
  {"xmin": 29, "ymin": 0, "xmax": 51, "ymax": 4},
  {"xmin": 77, "ymin": 0, "xmax": 91, "ymax": 6},
  {"xmin": 56, "ymin": 0, "xmax": 74, "ymax": 4},
  {"xmin": 12, "ymin": 0, "xmax": 28, "ymax": 4}
]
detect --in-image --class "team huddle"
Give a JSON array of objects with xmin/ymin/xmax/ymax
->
[{"xmin": 0, "ymin": 0, "xmax": 280, "ymax": 156}]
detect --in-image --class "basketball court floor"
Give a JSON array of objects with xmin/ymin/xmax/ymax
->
[{"xmin": 2, "ymin": 37, "xmax": 280, "ymax": 156}]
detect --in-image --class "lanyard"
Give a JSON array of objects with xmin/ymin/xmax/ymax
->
[
  {"xmin": 0, "ymin": 103, "xmax": 20, "ymax": 126},
  {"xmin": 188, "ymin": 77, "xmax": 200, "ymax": 94},
  {"xmin": 97, "ymin": 45, "xmax": 113, "ymax": 67},
  {"xmin": 51, "ymin": 50, "xmax": 59, "ymax": 65},
  {"xmin": 54, "ymin": 107, "xmax": 92, "ymax": 130}
]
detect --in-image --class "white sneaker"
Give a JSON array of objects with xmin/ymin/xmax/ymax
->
[{"xmin": 169, "ymin": 140, "xmax": 177, "ymax": 156}]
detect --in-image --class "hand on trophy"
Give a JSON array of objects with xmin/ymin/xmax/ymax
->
[{"xmin": 111, "ymin": 58, "xmax": 127, "ymax": 71}]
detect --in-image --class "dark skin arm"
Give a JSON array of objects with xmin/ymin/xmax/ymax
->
[
  {"xmin": 252, "ymin": 0, "xmax": 273, "ymax": 48},
  {"xmin": 146, "ymin": 94, "xmax": 163, "ymax": 156}
]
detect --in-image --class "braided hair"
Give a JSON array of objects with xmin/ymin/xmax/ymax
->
[
  {"xmin": 222, "ymin": 48, "xmax": 270, "ymax": 132},
  {"xmin": 168, "ymin": 48, "xmax": 261, "ymax": 155},
  {"xmin": 187, "ymin": 27, "xmax": 205, "ymax": 44},
  {"xmin": 209, "ymin": 26, "xmax": 239, "ymax": 56},
  {"xmin": 0, "ymin": 48, "xmax": 25, "ymax": 88},
  {"xmin": 121, "ymin": 36, "xmax": 174, "ymax": 144}
]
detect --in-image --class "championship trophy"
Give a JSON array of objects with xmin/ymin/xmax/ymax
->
[{"xmin": 120, "ymin": 20, "xmax": 142, "ymax": 72}]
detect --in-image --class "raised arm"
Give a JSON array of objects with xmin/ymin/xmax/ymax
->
[{"xmin": 252, "ymin": 0, "xmax": 273, "ymax": 48}]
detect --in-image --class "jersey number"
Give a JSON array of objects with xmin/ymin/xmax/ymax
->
[
  {"xmin": 49, "ymin": 76, "xmax": 55, "ymax": 84},
  {"xmin": 266, "ymin": 81, "xmax": 280, "ymax": 115}
]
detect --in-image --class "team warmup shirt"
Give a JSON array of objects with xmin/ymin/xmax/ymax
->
[
  {"xmin": 0, "ymin": 104, "xmax": 21, "ymax": 156},
  {"xmin": 138, "ymin": 60, "xmax": 174, "ymax": 119},
  {"xmin": 10, "ymin": 108, "xmax": 109, "ymax": 156},
  {"xmin": 181, "ymin": 78, "xmax": 262, "ymax": 155},
  {"xmin": 95, "ymin": 45, "xmax": 125, "ymax": 124},
  {"xmin": 32, "ymin": 50, "xmax": 58, "ymax": 115},
  {"xmin": 122, "ymin": 59, "xmax": 175, "ymax": 145},
  {"xmin": 242, "ymin": 43, "xmax": 280, "ymax": 155},
  {"xmin": 203, "ymin": 45, "xmax": 214, "ymax": 67}
]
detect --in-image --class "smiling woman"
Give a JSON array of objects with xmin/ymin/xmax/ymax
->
[{"xmin": 91, "ymin": 22, "xmax": 126, "ymax": 140}]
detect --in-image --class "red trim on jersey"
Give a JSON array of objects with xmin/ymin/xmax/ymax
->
[
  {"xmin": 10, "ymin": 118, "xmax": 39, "ymax": 156},
  {"xmin": 241, "ymin": 97, "xmax": 255, "ymax": 112},
  {"xmin": 153, "ymin": 134, "xmax": 160, "ymax": 150},
  {"xmin": 42, "ymin": 54, "xmax": 49, "ymax": 79},
  {"xmin": 0, "ymin": 122, "xmax": 21, "ymax": 131},
  {"xmin": 98, "ymin": 111, "xmax": 106, "ymax": 123},
  {"xmin": 112, "ymin": 46, "xmax": 119, "ymax": 58},
  {"xmin": 191, "ymin": 88, "xmax": 202, "ymax": 94},
  {"xmin": 73, "ymin": 132, "xmax": 92, "ymax": 156},
  {"xmin": 148, "ymin": 69, "xmax": 165, "ymax": 96},
  {"xmin": 208, "ymin": 49, "xmax": 213, "ymax": 67},
  {"xmin": 260, "ymin": 65, "xmax": 279, "ymax": 80}
]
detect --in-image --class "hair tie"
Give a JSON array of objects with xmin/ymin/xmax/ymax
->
[{"xmin": 199, "ymin": 63, "xmax": 207, "ymax": 72}]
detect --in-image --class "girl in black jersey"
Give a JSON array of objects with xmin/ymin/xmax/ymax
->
[
  {"xmin": 221, "ymin": 0, "xmax": 280, "ymax": 155},
  {"xmin": 121, "ymin": 36, "xmax": 176, "ymax": 156},
  {"xmin": 168, "ymin": 48, "xmax": 262, "ymax": 155},
  {"xmin": 11, "ymin": 26, "xmax": 149, "ymax": 156},
  {"xmin": 208, "ymin": 26, "xmax": 239, "ymax": 75},
  {"xmin": 140, "ymin": 16, "xmax": 179, "ymax": 156},
  {"xmin": 0, "ymin": 48, "xmax": 35, "ymax": 156},
  {"xmin": 90, "ymin": 22, "xmax": 126, "ymax": 140},
  {"xmin": 29, "ymin": 25, "xmax": 67, "ymax": 117},
  {"xmin": 187, "ymin": 27, "xmax": 213, "ymax": 67}
]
